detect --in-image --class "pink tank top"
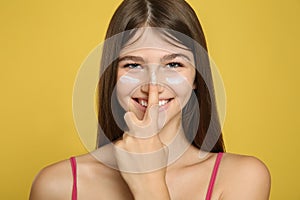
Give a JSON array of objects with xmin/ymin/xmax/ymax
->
[{"xmin": 70, "ymin": 152, "xmax": 223, "ymax": 200}]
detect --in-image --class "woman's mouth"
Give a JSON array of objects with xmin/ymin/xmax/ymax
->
[{"xmin": 132, "ymin": 98, "xmax": 174, "ymax": 111}]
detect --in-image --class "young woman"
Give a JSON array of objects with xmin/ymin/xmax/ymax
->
[{"xmin": 29, "ymin": 0, "xmax": 271, "ymax": 199}]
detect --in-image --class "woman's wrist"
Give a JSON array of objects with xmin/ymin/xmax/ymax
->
[{"xmin": 132, "ymin": 181, "xmax": 171, "ymax": 200}]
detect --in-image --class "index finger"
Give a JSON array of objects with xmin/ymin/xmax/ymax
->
[
  {"xmin": 147, "ymin": 84, "xmax": 159, "ymax": 107},
  {"xmin": 143, "ymin": 84, "xmax": 159, "ymax": 122}
]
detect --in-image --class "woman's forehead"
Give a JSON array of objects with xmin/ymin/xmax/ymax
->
[{"xmin": 120, "ymin": 27, "xmax": 194, "ymax": 60}]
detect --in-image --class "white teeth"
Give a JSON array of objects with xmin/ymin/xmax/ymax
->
[
  {"xmin": 142, "ymin": 100, "xmax": 148, "ymax": 107},
  {"xmin": 138, "ymin": 99, "xmax": 148, "ymax": 107},
  {"xmin": 159, "ymin": 100, "xmax": 169, "ymax": 106},
  {"xmin": 137, "ymin": 99, "xmax": 169, "ymax": 107}
]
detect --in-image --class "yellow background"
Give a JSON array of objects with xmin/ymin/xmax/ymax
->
[{"xmin": 0, "ymin": 0, "xmax": 299, "ymax": 199}]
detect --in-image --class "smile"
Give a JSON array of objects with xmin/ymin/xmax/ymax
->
[{"xmin": 133, "ymin": 98, "xmax": 173, "ymax": 108}]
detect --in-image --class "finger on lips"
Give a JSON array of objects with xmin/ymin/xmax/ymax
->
[
  {"xmin": 147, "ymin": 84, "xmax": 159, "ymax": 107},
  {"xmin": 144, "ymin": 84, "xmax": 159, "ymax": 121},
  {"xmin": 123, "ymin": 83, "xmax": 160, "ymax": 139}
]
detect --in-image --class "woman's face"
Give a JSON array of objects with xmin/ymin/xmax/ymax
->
[{"xmin": 116, "ymin": 28, "xmax": 196, "ymax": 128}]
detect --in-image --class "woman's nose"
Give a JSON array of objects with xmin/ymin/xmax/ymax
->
[{"xmin": 141, "ymin": 83, "xmax": 164, "ymax": 93}]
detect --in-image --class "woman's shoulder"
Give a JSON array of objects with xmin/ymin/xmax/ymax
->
[
  {"xmin": 218, "ymin": 152, "xmax": 271, "ymax": 200},
  {"xmin": 29, "ymin": 153, "xmax": 109, "ymax": 200},
  {"xmin": 29, "ymin": 157, "xmax": 74, "ymax": 200},
  {"xmin": 221, "ymin": 152, "xmax": 270, "ymax": 180}
]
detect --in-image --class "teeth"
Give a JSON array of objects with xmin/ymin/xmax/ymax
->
[
  {"xmin": 137, "ymin": 99, "xmax": 169, "ymax": 107},
  {"xmin": 142, "ymin": 100, "xmax": 148, "ymax": 107},
  {"xmin": 159, "ymin": 100, "xmax": 169, "ymax": 106},
  {"xmin": 138, "ymin": 99, "xmax": 148, "ymax": 107}
]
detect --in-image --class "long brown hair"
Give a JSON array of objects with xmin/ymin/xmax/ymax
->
[{"xmin": 97, "ymin": 0, "xmax": 225, "ymax": 152}]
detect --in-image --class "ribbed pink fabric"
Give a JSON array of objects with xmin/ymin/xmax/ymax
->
[
  {"xmin": 205, "ymin": 152, "xmax": 223, "ymax": 200},
  {"xmin": 70, "ymin": 157, "xmax": 77, "ymax": 200},
  {"xmin": 70, "ymin": 152, "xmax": 223, "ymax": 200}
]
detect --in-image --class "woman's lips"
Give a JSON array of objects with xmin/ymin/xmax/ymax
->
[{"xmin": 132, "ymin": 98, "xmax": 174, "ymax": 112}]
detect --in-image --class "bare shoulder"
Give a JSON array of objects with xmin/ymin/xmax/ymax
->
[
  {"xmin": 221, "ymin": 153, "xmax": 271, "ymax": 178},
  {"xmin": 219, "ymin": 153, "xmax": 271, "ymax": 200},
  {"xmin": 29, "ymin": 158, "xmax": 74, "ymax": 200},
  {"xmin": 29, "ymin": 153, "xmax": 130, "ymax": 200}
]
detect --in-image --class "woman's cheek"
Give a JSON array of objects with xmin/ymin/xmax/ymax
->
[
  {"xmin": 116, "ymin": 75, "xmax": 141, "ymax": 111},
  {"xmin": 166, "ymin": 75, "xmax": 194, "ymax": 109}
]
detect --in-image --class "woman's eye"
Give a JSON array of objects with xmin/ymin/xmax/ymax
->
[
  {"xmin": 123, "ymin": 63, "xmax": 142, "ymax": 69},
  {"xmin": 166, "ymin": 62, "xmax": 183, "ymax": 68}
]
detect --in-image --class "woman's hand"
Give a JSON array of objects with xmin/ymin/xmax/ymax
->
[{"xmin": 114, "ymin": 84, "xmax": 171, "ymax": 200}]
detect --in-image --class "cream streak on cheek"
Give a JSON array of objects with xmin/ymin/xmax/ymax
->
[{"xmin": 116, "ymin": 75, "xmax": 141, "ymax": 110}]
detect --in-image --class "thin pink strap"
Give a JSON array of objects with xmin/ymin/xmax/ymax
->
[
  {"xmin": 70, "ymin": 157, "xmax": 77, "ymax": 200},
  {"xmin": 205, "ymin": 152, "xmax": 223, "ymax": 200}
]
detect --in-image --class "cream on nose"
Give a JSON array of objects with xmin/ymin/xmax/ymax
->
[{"xmin": 150, "ymin": 71, "xmax": 157, "ymax": 84}]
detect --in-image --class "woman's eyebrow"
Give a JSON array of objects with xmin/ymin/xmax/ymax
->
[
  {"xmin": 118, "ymin": 53, "xmax": 191, "ymax": 63},
  {"xmin": 161, "ymin": 53, "xmax": 191, "ymax": 62},
  {"xmin": 118, "ymin": 55, "xmax": 145, "ymax": 63}
]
